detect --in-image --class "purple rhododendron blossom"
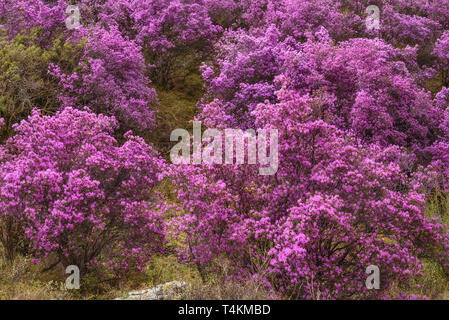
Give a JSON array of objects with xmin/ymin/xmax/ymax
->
[{"xmin": 0, "ymin": 0, "xmax": 449, "ymax": 300}]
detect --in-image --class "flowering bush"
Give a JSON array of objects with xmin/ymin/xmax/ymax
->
[
  {"xmin": 0, "ymin": 108, "xmax": 167, "ymax": 274},
  {"xmin": 0, "ymin": 0, "xmax": 67, "ymax": 42},
  {"xmin": 49, "ymin": 26, "xmax": 158, "ymax": 133},
  {"xmin": 172, "ymin": 87, "xmax": 449, "ymax": 299},
  {"xmin": 77, "ymin": 0, "xmax": 221, "ymax": 87},
  {"xmin": 434, "ymin": 31, "xmax": 449, "ymax": 87},
  {"xmin": 1, "ymin": 0, "xmax": 449, "ymax": 300},
  {"xmin": 199, "ymin": 25, "xmax": 290, "ymax": 128},
  {"xmin": 0, "ymin": 0, "xmax": 159, "ymax": 134},
  {"xmin": 200, "ymin": 28, "xmax": 441, "ymax": 156}
]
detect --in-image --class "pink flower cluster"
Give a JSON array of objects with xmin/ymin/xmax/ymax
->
[
  {"xmin": 0, "ymin": 108, "xmax": 167, "ymax": 274},
  {"xmin": 1, "ymin": 0, "xmax": 449, "ymax": 299},
  {"xmin": 174, "ymin": 86, "xmax": 449, "ymax": 298}
]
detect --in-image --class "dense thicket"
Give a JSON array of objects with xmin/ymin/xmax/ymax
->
[{"xmin": 0, "ymin": 0, "xmax": 448, "ymax": 299}]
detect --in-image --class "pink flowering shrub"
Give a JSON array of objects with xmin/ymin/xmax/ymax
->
[
  {"xmin": 381, "ymin": 4, "xmax": 441, "ymax": 47},
  {"xmin": 200, "ymin": 28, "xmax": 440, "ymax": 155},
  {"xmin": 199, "ymin": 25, "xmax": 292, "ymax": 128},
  {"xmin": 1, "ymin": 0, "xmax": 449, "ymax": 300},
  {"xmin": 78, "ymin": 0, "xmax": 221, "ymax": 87},
  {"xmin": 49, "ymin": 26, "xmax": 158, "ymax": 133},
  {"xmin": 173, "ymin": 87, "xmax": 449, "ymax": 299},
  {"xmin": 0, "ymin": 108, "xmax": 167, "ymax": 274},
  {"xmin": 132, "ymin": 0, "xmax": 221, "ymax": 87},
  {"xmin": 265, "ymin": 0, "xmax": 363, "ymax": 41},
  {"xmin": 434, "ymin": 31, "xmax": 449, "ymax": 87},
  {"xmin": 426, "ymin": 0, "xmax": 449, "ymax": 30},
  {"xmin": 0, "ymin": 1, "xmax": 158, "ymax": 135},
  {"xmin": 0, "ymin": 0, "xmax": 67, "ymax": 43},
  {"xmin": 300, "ymin": 35, "xmax": 441, "ymax": 154}
]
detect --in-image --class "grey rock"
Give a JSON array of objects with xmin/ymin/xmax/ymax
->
[{"xmin": 115, "ymin": 281, "xmax": 189, "ymax": 300}]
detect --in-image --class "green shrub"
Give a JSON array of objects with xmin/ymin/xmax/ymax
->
[{"xmin": 0, "ymin": 27, "xmax": 85, "ymax": 142}]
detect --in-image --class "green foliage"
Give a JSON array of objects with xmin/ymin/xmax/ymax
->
[
  {"xmin": 399, "ymin": 193, "xmax": 449, "ymax": 299},
  {"xmin": 0, "ymin": 27, "xmax": 85, "ymax": 142},
  {"xmin": 148, "ymin": 75, "xmax": 202, "ymax": 156},
  {"xmin": 427, "ymin": 189, "xmax": 449, "ymax": 228},
  {"xmin": 391, "ymin": 259, "xmax": 449, "ymax": 299}
]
